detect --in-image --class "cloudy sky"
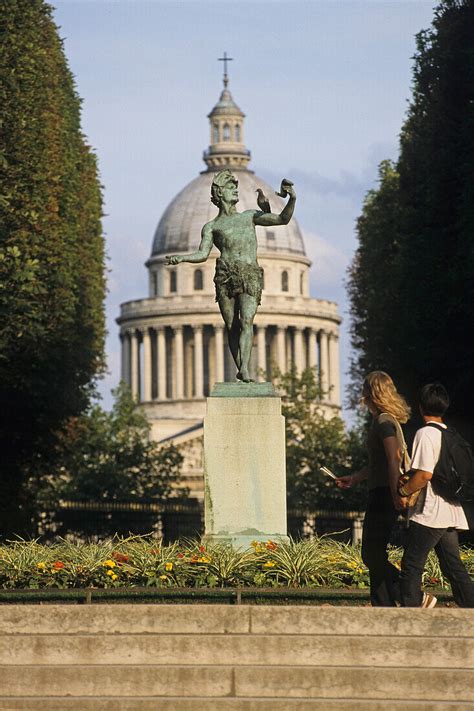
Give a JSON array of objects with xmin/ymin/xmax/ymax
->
[{"xmin": 52, "ymin": 0, "xmax": 436, "ymax": 421}]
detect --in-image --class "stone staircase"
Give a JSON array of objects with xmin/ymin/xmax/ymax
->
[{"xmin": 0, "ymin": 604, "xmax": 472, "ymax": 709}]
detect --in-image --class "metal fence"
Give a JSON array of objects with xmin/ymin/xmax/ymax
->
[{"xmin": 36, "ymin": 500, "xmax": 366, "ymax": 544}]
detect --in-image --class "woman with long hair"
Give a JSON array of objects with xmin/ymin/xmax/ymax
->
[{"xmin": 336, "ymin": 371, "xmax": 411, "ymax": 606}]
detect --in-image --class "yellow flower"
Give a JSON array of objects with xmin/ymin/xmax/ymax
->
[
  {"xmin": 159, "ymin": 574, "xmax": 168, "ymax": 581},
  {"xmin": 348, "ymin": 561, "xmax": 357, "ymax": 569},
  {"xmin": 461, "ymin": 554, "xmax": 468, "ymax": 560},
  {"xmin": 111, "ymin": 574, "xmax": 118, "ymax": 581},
  {"xmin": 104, "ymin": 559, "xmax": 116, "ymax": 568},
  {"xmin": 263, "ymin": 561, "xmax": 276, "ymax": 568},
  {"xmin": 106, "ymin": 569, "xmax": 115, "ymax": 577},
  {"xmin": 165, "ymin": 562, "xmax": 173, "ymax": 571},
  {"xmin": 357, "ymin": 567, "xmax": 364, "ymax": 574},
  {"xmin": 198, "ymin": 556, "xmax": 211, "ymax": 563},
  {"xmin": 36, "ymin": 562, "xmax": 46, "ymax": 570}
]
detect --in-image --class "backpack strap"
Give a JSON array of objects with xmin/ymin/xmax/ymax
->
[
  {"xmin": 425, "ymin": 422, "xmax": 445, "ymax": 432},
  {"xmin": 379, "ymin": 412, "xmax": 411, "ymax": 473}
]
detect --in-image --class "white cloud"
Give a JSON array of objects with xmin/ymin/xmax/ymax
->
[{"xmin": 303, "ymin": 229, "xmax": 349, "ymax": 293}]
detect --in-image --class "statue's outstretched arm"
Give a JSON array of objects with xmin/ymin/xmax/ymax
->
[
  {"xmin": 254, "ymin": 182, "xmax": 296, "ymax": 227},
  {"xmin": 166, "ymin": 224, "xmax": 213, "ymax": 264}
]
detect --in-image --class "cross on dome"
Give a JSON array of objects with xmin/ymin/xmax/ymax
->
[{"xmin": 218, "ymin": 52, "xmax": 233, "ymax": 88}]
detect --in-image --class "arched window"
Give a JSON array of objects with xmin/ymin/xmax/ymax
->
[
  {"xmin": 194, "ymin": 268, "xmax": 203, "ymax": 290},
  {"xmin": 170, "ymin": 270, "xmax": 177, "ymax": 293},
  {"xmin": 223, "ymin": 123, "xmax": 230, "ymax": 141},
  {"xmin": 281, "ymin": 270, "xmax": 289, "ymax": 292},
  {"xmin": 152, "ymin": 272, "xmax": 158, "ymax": 296},
  {"xmin": 235, "ymin": 123, "xmax": 241, "ymax": 142},
  {"xmin": 300, "ymin": 272, "xmax": 304, "ymax": 295},
  {"xmin": 213, "ymin": 122, "xmax": 219, "ymax": 143}
]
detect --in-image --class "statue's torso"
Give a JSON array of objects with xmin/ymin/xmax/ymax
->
[{"xmin": 211, "ymin": 210, "xmax": 258, "ymax": 264}]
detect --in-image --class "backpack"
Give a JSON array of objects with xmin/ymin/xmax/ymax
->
[{"xmin": 426, "ymin": 423, "xmax": 474, "ymax": 503}]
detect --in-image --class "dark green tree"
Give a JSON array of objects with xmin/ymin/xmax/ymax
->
[
  {"xmin": 0, "ymin": 0, "xmax": 106, "ymax": 535},
  {"xmin": 348, "ymin": 0, "xmax": 474, "ymax": 424},
  {"xmin": 347, "ymin": 160, "xmax": 404, "ymax": 401},
  {"xmin": 32, "ymin": 384, "xmax": 184, "ymax": 506},
  {"xmin": 271, "ymin": 367, "xmax": 367, "ymax": 512},
  {"xmin": 396, "ymin": 0, "xmax": 474, "ymax": 415}
]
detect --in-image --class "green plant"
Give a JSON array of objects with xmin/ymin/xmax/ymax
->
[{"xmin": 0, "ymin": 534, "xmax": 470, "ymax": 591}]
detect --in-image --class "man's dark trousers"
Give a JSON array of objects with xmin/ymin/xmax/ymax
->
[{"xmin": 401, "ymin": 521, "xmax": 474, "ymax": 607}]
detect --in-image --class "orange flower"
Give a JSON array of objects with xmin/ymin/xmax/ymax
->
[
  {"xmin": 199, "ymin": 545, "xmax": 206, "ymax": 553},
  {"xmin": 52, "ymin": 561, "xmax": 65, "ymax": 570},
  {"xmin": 266, "ymin": 541, "xmax": 278, "ymax": 551},
  {"xmin": 112, "ymin": 552, "xmax": 129, "ymax": 564}
]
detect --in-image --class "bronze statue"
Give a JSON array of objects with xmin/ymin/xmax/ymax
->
[{"xmin": 166, "ymin": 169, "xmax": 296, "ymax": 382}]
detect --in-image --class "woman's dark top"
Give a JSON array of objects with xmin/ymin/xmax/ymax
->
[{"xmin": 367, "ymin": 415, "xmax": 397, "ymax": 490}]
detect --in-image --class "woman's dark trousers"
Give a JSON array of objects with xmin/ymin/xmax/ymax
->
[
  {"xmin": 401, "ymin": 521, "xmax": 474, "ymax": 607},
  {"xmin": 362, "ymin": 487, "xmax": 401, "ymax": 606}
]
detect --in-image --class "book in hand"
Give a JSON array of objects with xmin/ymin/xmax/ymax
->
[{"xmin": 319, "ymin": 465, "xmax": 337, "ymax": 480}]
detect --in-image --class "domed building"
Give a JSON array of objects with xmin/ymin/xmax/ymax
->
[{"xmin": 117, "ymin": 70, "xmax": 342, "ymax": 499}]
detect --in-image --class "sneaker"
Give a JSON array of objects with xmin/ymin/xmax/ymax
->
[{"xmin": 421, "ymin": 592, "xmax": 437, "ymax": 608}]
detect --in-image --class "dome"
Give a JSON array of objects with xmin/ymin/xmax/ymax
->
[
  {"xmin": 151, "ymin": 170, "xmax": 306, "ymax": 258},
  {"xmin": 207, "ymin": 88, "xmax": 244, "ymax": 118}
]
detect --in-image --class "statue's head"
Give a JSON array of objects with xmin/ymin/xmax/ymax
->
[{"xmin": 211, "ymin": 169, "xmax": 239, "ymax": 207}]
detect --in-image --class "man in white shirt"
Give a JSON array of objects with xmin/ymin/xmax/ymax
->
[{"xmin": 397, "ymin": 383, "xmax": 474, "ymax": 607}]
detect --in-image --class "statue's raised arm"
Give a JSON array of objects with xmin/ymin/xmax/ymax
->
[{"xmin": 253, "ymin": 179, "xmax": 296, "ymax": 227}]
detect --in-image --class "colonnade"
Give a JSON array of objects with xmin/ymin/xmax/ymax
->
[{"xmin": 120, "ymin": 323, "xmax": 340, "ymax": 405}]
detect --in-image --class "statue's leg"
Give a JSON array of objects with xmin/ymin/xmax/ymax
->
[
  {"xmin": 238, "ymin": 294, "xmax": 258, "ymax": 383},
  {"xmin": 217, "ymin": 294, "xmax": 241, "ymax": 373}
]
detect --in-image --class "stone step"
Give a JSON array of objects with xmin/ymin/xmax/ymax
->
[
  {"xmin": 0, "ymin": 665, "xmax": 472, "ymax": 701},
  {"xmin": 0, "ymin": 633, "xmax": 472, "ymax": 668},
  {"xmin": 0, "ymin": 604, "xmax": 473, "ymax": 637},
  {"xmin": 0, "ymin": 699, "xmax": 471, "ymax": 711}
]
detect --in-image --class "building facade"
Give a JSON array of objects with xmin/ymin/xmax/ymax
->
[{"xmin": 117, "ymin": 73, "xmax": 342, "ymax": 499}]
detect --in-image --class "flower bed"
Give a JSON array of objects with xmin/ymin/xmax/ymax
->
[{"xmin": 0, "ymin": 535, "xmax": 472, "ymax": 591}]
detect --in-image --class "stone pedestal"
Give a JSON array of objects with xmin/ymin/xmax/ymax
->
[{"xmin": 203, "ymin": 382, "xmax": 288, "ymax": 549}]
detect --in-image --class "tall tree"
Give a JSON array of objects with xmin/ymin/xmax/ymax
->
[
  {"xmin": 348, "ymin": 0, "xmax": 474, "ymax": 423},
  {"xmin": 397, "ymin": 0, "xmax": 474, "ymax": 414},
  {"xmin": 347, "ymin": 160, "xmax": 404, "ymax": 401},
  {"xmin": 0, "ymin": 0, "xmax": 106, "ymax": 535}
]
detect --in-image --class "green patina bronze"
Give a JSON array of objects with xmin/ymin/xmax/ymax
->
[
  {"xmin": 210, "ymin": 382, "xmax": 277, "ymax": 398},
  {"xmin": 167, "ymin": 170, "xmax": 296, "ymax": 383}
]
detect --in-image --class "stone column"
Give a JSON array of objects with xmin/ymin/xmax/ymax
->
[
  {"xmin": 130, "ymin": 329, "xmax": 140, "ymax": 399},
  {"xmin": 174, "ymin": 326, "xmax": 184, "ymax": 399},
  {"xmin": 294, "ymin": 326, "xmax": 305, "ymax": 373},
  {"xmin": 121, "ymin": 331, "xmax": 131, "ymax": 386},
  {"xmin": 257, "ymin": 324, "xmax": 266, "ymax": 381},
  {"xmin": 329, "ymin": 331, "xmax": 341, "ymax": 405},
  {"xmin": 142, "ymin": 328, "xmax": 152, "ymax": 402},
  {"xmin": 157, "ymin": 327, "xmax": 167, "ymax": 400},
  {"xmin": 276, "ymin": 326, "xmax": 286, "ymax": 373},
  {"xmin": 204, "ymin": 384, "xmax": 288, "ymax": 548},
  {"xmin": 308, "ymin": 328, "xmax": 318, "ymax": 370},
  {"xmin": 194, "ymin": 325, "xmax": 204, "ymax": 398},
  {"xmin": 214, "ymin": 324, "xmax": 225, "ymax": 383},
  {"xmin": 319, "ymin": 329, "xmax": 329, "ymax": 399}
]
